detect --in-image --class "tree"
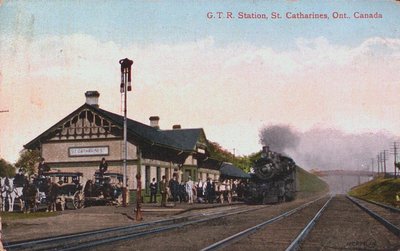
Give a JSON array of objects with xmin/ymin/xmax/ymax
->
[
  {"xmin": 207, "ymin": 141, "xmax": 235, "ymax": 162},
  {"xmin": 0, "ymin": 158, "xmax": 16, "ymax": 177},
  {"xmin": 207, "ymin": 140, "xmax": 259, "ymax": 173},
  {"xmin": 15, "ymin": 149, "xmax": 41, "ymax": 176}
]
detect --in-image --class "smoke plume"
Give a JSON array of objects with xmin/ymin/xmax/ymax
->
[
  {"xmin": 259, "ymin": 125, "xmax": 400, "ymax": 171},
  {"xmin": 259, "ymin": 125, "xmax": 300, "ymax": 153}
]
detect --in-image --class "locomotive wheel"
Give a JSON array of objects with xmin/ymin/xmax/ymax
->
[{"xmin": 73, "ymin": 191, "xmax": 85, "ymax": 209}]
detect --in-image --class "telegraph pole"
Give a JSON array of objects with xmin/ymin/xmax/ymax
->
[
  {"xmin": 391, "ymin": 142, "xmax": 398, "ymax": 178},
  {"xmin": 377, "ymin": 154, "xmax": 381, "ymax": 174},
  {"xmin": 383, "ymin": 150, "xmax": 388, "ymax": 176},
  {"xmin": 119, "ymin": 58, "xmax": 133, "ymax": 207}
]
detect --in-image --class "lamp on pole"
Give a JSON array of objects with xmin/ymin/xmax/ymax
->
[{"xmin": 119, "ymin": 58, "xmax": 133, "ymax": 206}]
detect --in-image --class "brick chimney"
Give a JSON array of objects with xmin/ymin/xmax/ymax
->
[
  {"xmin": 149, "ymin": 116, "xmax": 160, "ymax": 129},
  {"xmin": 172, "ymin": 124, "xmax": 181, "ymax": 130},
  {"xmin": 85, "ymin": 91, "xmax": 100, "ymax": 108}
]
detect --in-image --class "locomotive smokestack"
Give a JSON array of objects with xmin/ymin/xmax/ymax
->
[{"xmin": 261, "ymin": 146, "xmax": 269, "ymax": 158}]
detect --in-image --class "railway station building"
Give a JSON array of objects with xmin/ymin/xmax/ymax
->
[{"xmin": 24, "ymin": 91, "xmax": 220, "ymax": 190}]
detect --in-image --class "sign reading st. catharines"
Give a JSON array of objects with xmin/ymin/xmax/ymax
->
[{"xmin": 69, "ymin": 146, "xmax": 109, "ymax": 157}]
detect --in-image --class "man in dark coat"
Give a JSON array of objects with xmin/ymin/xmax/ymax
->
[
  {"xmin": 159, "ymin": 175, "xmax": 167, "ymax": 207},
  {"xmin": 206, "ymin": 178, "xmax": 214, "ymax": 204},
  {"xmin": 169, "ymin": 175, "xmax": 179, "ymax": 203},
  {"xmin": 47, "ymin": 180, "xmax": 59, "ymax": 212},
  {"xmin": 23, "ymin": 179, "xmax": 38, "ymax": 213},
  {"xmin": 149, "ymin": 178, "xmax": 157, "ymax": 203},
  {"xmin": 14, "ymin": 169, "xmax": 26, "ymax": 188},
  {"xmin": 99, "ymin": 158, "xmax": 108, "ymax": 177}
]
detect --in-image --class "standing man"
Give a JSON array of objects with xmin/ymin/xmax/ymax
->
[
  {"xmin": 135, "ymin": 173, "xmax": 143, "ymax": 221},
  {"xmin": 149, "ymin": 178, "xmax": 157, "ymax": 203},
  {"xmin": 206, "ymin": 178, "xmax": 214, "ymax": 203},
  {"xmin": 99, "ymin": 158, "xmax": 108, "ymax": 177},
  {"xmin": 169, "ymin": 174, "xmax": 179, "ymax": 203},
  {"xmin": 185, "ymin": 176, "xmax": 194, "ymax": 204},
  {"xmin": 160, "ymin": 175, "xmax": 167, "ymax": 207},
  {"xmin": 14, "ymin": 169, "xmax": 26, "ymax": 188}
]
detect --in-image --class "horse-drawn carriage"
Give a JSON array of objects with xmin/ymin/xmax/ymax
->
[
  {"xmin": 83, "ymin": 172, "xmax": 123, "ymax": 206},
  {"xmin": 0, "ymin": 177, "xmax": 24, "ymax": 212},
  {"xmin": 1, "ymin": 170, "xmax": 124, "ymax": 212},
  {"xmin": 41, "ymin": 171, "xmax": 85, "ymax": 210}
]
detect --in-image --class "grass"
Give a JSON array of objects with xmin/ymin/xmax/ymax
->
[
  {"xmin": 296, "ymin": 166, "xmax": 329, "ymax": 194},
  {"xmin": 1, "ymin": 211, "xmax": 59, "ymax": 222},
  {"xmin": 348, "ymin": 177, "xmax": 400, "ymax": 206}
]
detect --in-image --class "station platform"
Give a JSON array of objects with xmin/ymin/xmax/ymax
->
[{"xmin": 136, "ymin": 201, "xmax": 244, "ymax": 213}]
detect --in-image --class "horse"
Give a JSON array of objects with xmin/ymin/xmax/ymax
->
[{"xmin": 0, "ymin": 177, "xmax": 24, "ymax": 212}]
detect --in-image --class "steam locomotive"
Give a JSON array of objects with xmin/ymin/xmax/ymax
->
[{"xmin": 246, "ymin": 146, "xmax": 297, "ymax": 204}]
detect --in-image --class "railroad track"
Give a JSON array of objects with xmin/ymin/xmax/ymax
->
[
  {"xmin": 352, "ymin": 196, "xmax": 400, "ymax": 213},
  {"xmin": 201, "ymin": 195, "xmax": 331, "ymax": 251},
  {"xmin": 11, "ymin": 194, "xmax": 397, "ymax": 251},
  {"xmin": 298, "ymin": 195, "xmax": 400, "ymax": 250},
  {"xmin": 347, "ymin": 195, "xmax": 400, "ymax": 236},
  {"xmin": 202, "ymin": 195, "xmax": 400, "ymax": 251},
  {"xmin": 4, "ymin": 205, "xmax": 265, "ymax": 251}
]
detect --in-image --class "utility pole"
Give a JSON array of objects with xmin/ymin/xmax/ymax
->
[
  {"xmin": 391, "ymin": 142, "xmax": 398, "ymax": 178},
  {"xmin": 119, "ymin": 58, "xmax": 133, "ymax": 207},
  {"xmin": 382, "ymin": 150, "xmax": 388, "ymax": 176},
  {"xmin": 377, "ymin": 154, "xmax": 381, "ymax": 174}
]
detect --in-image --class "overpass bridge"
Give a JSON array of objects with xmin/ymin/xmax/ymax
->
[{"xmin": 309, "ymin": 169, "xmax": 377, "ymax": 194}]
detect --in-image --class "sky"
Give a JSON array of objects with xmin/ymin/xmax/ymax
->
[{"xmin": 1, "ymin": 0, "xmax": 400, "ymax": 170}]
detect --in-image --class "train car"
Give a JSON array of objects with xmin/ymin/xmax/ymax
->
[{"xmin": 246, "ymin": 146, "xmax": 297, "ymax": 204}]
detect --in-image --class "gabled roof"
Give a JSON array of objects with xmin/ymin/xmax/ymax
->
[
  {"xmin": 220, "ymin": 162, "xmax": 250, "ymax": 179},
  {"xmin": 162, "ymin": 128, "xmax": 206, "ymax": 151},
  {"xmin": 24, "ymin": 104, "xmax": 207, "ymax": 159},
  {"xmin": 198, "ymin": 157, "xmax": 222, "ymax": 171},
  {"xmin": 24, "ymin": 104, "xmax": 95, "ymax": 150},
  {"xmin": 96, "ymin": 107, "xmax": 188, "ymax": 151}
]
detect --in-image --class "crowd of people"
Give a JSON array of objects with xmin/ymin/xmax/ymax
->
[
  {"xmin": 150, "ymin": 174, "xmax": 248, "ymax": 207},
  {"xmin": 5, "ymin": 156, "xmax": 251, "ymax": 212}
]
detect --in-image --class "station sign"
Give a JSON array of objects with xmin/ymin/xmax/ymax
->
[{"xmin": 69, "ymin": 146, "xmax": 109, "ymax": 157}]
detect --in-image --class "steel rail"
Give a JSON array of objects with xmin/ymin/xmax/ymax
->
[
  {"xmin": 58, "ymin": 206, "xmax": 265, "ymax": 251},
  {"xmin": 285, "ymin": 195, "xmax": 333, "ymax": 251},
  {"xmin": 347, "ymin": 195, "xmax": 400, "ymax": 237},
  {"xmin": 352, "ymin": 196, "xmax": 400, "ymax": 213},
  {"xmin": 200, "ymin": 195, "xmax": 328, "ymax": 251},
  {"xmin": 4, "ymin": 216, "xmax": 180, "ymax": 250},
  {"xmin": 5, "ymin": 206, "xmax": 263, "ymax": 251}
]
